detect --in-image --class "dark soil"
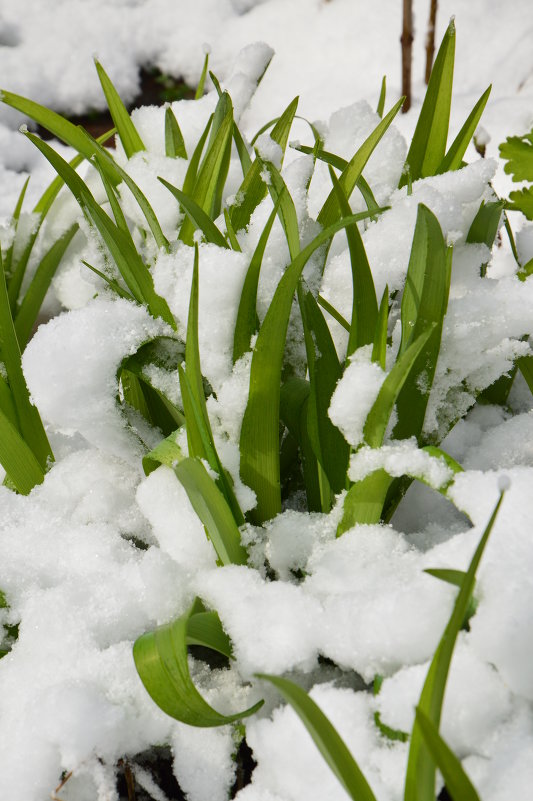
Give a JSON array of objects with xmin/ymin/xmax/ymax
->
[{"xmin": 36, "ymin": 66, "xmax": 195, "ymax": 147}]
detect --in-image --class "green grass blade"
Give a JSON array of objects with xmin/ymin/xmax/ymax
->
[
  {"xmin": 467, "ymin": 200, "xmax": 504, "ymax": 276},
  {"xmin": 240, "ymin": 210, "xmax": 379, "ymax": 523},
  {"xmin": 364, "ymin": 325, "xmax": 436, "ymax": 449},
  {"xmin": 204, "ymin": 91, "xmax": 234, "ymax": 221},
  {"xmin": 15, "ymin": 223, "xmax": 78, "ymax": 348},
  {"xmin": 174, "ymin": 457, "xmax": 248, "ymax": 566},
  {"xmin": 232, "ymin": 200, "xmax": 280, "ymax": 363},
  {"xmin": 337, "ymin": 469, "xmax": 394, "ymax": 532},
  {"xmin": 23, "ymin": 131, "xmax": 176, "ymax": 328},
  {"xmin": 195, "ymin": 51, "xmax": 210, "ymax": 99},
  {"xmin": 518, "ymin": 353, "xmax": 533, "ymax": 396},
  {"xmin": 94, "ymin": 60, "xmax": 145, "ymax": 157},
  {"xmin": 299, "ymin": 285, "xmax": 349, "ymax": 495},
  {"xmin": 159, "ymin": 178, "xmax": 229, "ymax": 248},
  {"xmin": 0, "ymin": 373, "xmax": 17, "ymax": 430},
  {"xmin": 230, "ymin": 97, "xmax": 298, "ymax": 233},
  {"xmin": 394, "ymin": 205, "xmax": 450, "ymax": 441},
  {"xmin": 3, "ymin": 176, "xmax": 30, "ymax": 282},
  {"xmin": 437, "ymin": 86, "xmax": 491, "ymax": 174},
  {"xmin": 329, "ymin": 167, "xmax": 378, "ymax": 355},
  {"xmin": 371, "ymin": 285, "xmax": 389, "ymax": 369},
  {"xmin": 317, "ymin": 98, "xmax": 404, "ymax": 231},
  {"xmin": 279, "ymin": 378, "xmax": 323, "ymax": 512},
  {"xmin": 317, "ymin": 295, "xmax": 350, "ymax": 332},
  {"xmin": 257, "ymin": 674, "xmax": 377, "ymax": 801},
  {"xmin": 179, "ymin": 96, "xmax": 233, "ymax": 244},
  {"xmin": 182, "ymin": 114, "xmax": 213, "ymax": 197},
  {"xmin": 186, "ymin": 610, "xmax": 233, "ymax": 658},
  {"xmin": 185, "ymin": 244, "xmax": 213, "ymax": 436},
  {"xmin": 142, "ymin": 429, "xmax": 185, "ymax": 476},
  {"xmin": 250, "ymin": 117, "xmax": 279, "ymax": 147},
  {"xmin": 82, "ymin": 261, "xmax": 134, "ymax": 301},
  {"xmin": 0, "ymin": 406, "xmax": 46, "ymax": 494},
  {"xmin": 224, "ymin": 208, "xmax": 242, "ymax": 251},
  {"xmin": 404, "ymin": 489, "xmax": 505, "ymax": 801},
  {"xmin": 95, "ymin": 159, "xmax": 130, "ymax": 234},
  {"xmin": 415, "ymin": 708, "xmax": 481, "ymax": 801},
  {"xmin": 400, "ymin": 20, "xmax": 455, "ymax": 186},
  {"xmin": 165, "ymin": 106, "xmax": 187, "ymax": 159},
  {"xmin": 133, "ymin": 602, "xmax": 262, "ymax": 727},
  {"xmin": 261, "ymin": 160, "xmax": 300, "ymax": 260},
  {"xmin": 232, "ymin": 121, "xmax": 253, "ymax": 176},
  {"xmin": 0, "ymin": 250, "xmax": 53, "ymax": 471},
  {"xmin": 424, "ymin": 568, "xmax": 466, "ymax": 588},
  {"xmin": 376, "ymin": 76, "xmax": 387, "ymax": 118}
]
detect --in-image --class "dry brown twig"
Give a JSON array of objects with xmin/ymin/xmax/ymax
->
[
  {"xmin": 425, "ymin": 0, "xmax": 438, "ymax": 84},
  {"xmin": 401, "ymin": 0, "xmax": 414, "ymax": 112}
]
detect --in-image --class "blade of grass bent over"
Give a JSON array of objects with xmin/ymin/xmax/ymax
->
[
  {"xmin": 404, "ymin": 488, "xmax": 505, "ymax": 801},
  {"xmin": 240, "ymin": 209, "xmax": 379, "ymax": 524},
  {"xmin": 261, "ymin": 160, "xmax": 300, "ymax": 261},
  {"xmin": 133, "ymin": 602, "xmax": 262, "ymax": 727},
  {"xmin": 257, "ymin": 674, "xmax": 377, "ymax": 801}
]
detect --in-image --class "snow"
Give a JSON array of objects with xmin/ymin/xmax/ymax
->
[{"xmin": 1, "ymin": 1, "xmax": 533, "ymax": 800}]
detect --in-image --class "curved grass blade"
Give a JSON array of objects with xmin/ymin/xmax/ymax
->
[
  {"xmin": 230, "ymin": 97, "xmax": 298, "ymax": 233},
  {"xmin": 317, "ymin": 295, "xmax": 350, "ymax": 332},
  {"xmin": 405, "ymin": 489, "xmax": 505, "ymax": 801},
  {"xmin": 94, "ymin": 60, "xmax": 145, "ymax": 157},
  {"xmin": 23, "ymin": 131, "xmax": 176, "ymax": 329},
  {"xmin": 415, "ymin": 708, "xmax": 481, "ymax": 801},
  {"xmin": 232, "ymin": 199, "xmax": 280, "ymax": 364},
  {"xmin": 261, "ymin": 160, "xmax": 300, "ymax": 260},
  {"xmin": 224, "ymin": 208, "xmax": 242, "ymax": 251},
  {"xmin": 0, "ymin": 250, "xmax": 52, "ymax": 472},
  {"xmin": 159, "ymin": 177, "xmax": 229, "ymax": 248},
  {"xmin": 165, "ymin": 106, "xmax": 187, "ymax": 159},
  {"xmin": 133, "ymin": 602, "xmax": 262, "ymax": 727},
  {"xmin": 8, "ymin": 129, "xmax": 116, "ymax": 309},
  {"xmin": 186, "ymin": 610, "xmax": 233, "ymax": 658},
  {"xmin": 329, "ymin": 167, "xmax": 378, "ymax": 355},
  {"xmin": 174, "ymin": 457, "xmax": 248, "ymax": 566},
  {"xmin": 437, "ymin": 86, "xmax": 491, "ymax": 174},
  {"xmin": 240, "ymin": 210, "xmax": 379, "ymax": 523},
  {"xmin": 299, "ymin": 284, "xmax": 349, "ymax": 495},
  {"xmin": 15, "ymin": 223, "xmax": 78, "ymax": 348},
  {"xmin": 400, "ymin": 20, "xmax": 455, "ymax": 186},
  {"xmin": 142, "ymin": 429, "xmax": 185, "ymax": 476},
  {"xmin": 317, "ymin": 97, "xmax": 404, "ymax": 231},
  {"xmin": 467, "ymin": 199, "xmax": 504, "ymax": 277},
  {"xmin": 337, "ymin": 469, "xmax": 393, "ymax": 532},
  {"xmin": 257, "ymin": 674, "xmax": 377, "ymax": 801}
]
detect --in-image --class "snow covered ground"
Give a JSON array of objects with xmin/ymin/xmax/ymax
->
[{"xmin": 1, "ymin": 1, "xmax": 533, "ymax": 800}]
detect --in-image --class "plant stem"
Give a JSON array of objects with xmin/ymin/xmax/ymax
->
[
  {"xmin": 425, "ymin": 0, "xmax": 438, "ymax": 84},
  {"xmin": 401, "ymin": 0, "xmax": 414, "ymax": 112}
]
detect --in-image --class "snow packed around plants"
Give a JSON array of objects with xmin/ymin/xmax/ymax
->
[{"xmin": 1, "ymin": 1, "xmax": 533, "ymax": 800}]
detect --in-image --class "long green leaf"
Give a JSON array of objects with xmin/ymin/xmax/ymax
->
[
  {"xmin": 394, "ymin": 205, "xmax": 450, "ymax": 441},
  {"xmin": 23, "ymin": 131, "xmax": 176, "ymax": 329},
  {"xmin": 317, "ymin": 97, "xmax": 404, "ymax": 230},
  {"xmin": 261, "ymin": 161, "xmax": 300, "ymax": 261},
  {"xmin": 371, "ymin": 285, "xmax": 389, "ymax": 369},
  {"xmin": 232, "ymin": 200, "xmax": 280, "ymax": 364},
  {"xmin": 299, "ymin": 285, "xmax": 349, "ymax": 496},
  {"xmin": 133, "ymin": 602, "xmax": 262, "ymax": 727},
  {"xmin": 437, "ymin": 86, "xmax": 491, "ymax": 174},
  {"xmin": 179, "ymin": 95, "xmax": 233, "ymax": 244},
  {"xmin": 94, "ymin": 60, "xmax": 145, "ymax": 157},
  {"xmin": 2, "ymin": 176, "xmax": 30, "ymax": 282},
  {"xmin": 415, "ymin": 708, "xmax": 481, "ymax": 801},
  {"xmin": 0, "ymin": 251, "xmax": 52, "ymax": 471},
  {"xmin": 400, "ymin": 20, "xmax": 455, "ymax": 186},
  {"xmin": 182, "ymin": 114, "xmax": 213, "ymax": 197},
  {"xmin": 186, "ymin": 610, "xmax": 233, "ymax": 658},
  {"xmin": 159, "ymin": 178, "xmax": 229, "ymax": 248},
  {"xmin": 257, "ymin": 674, "xmax": 377, "ymax": 801},
  {"xmin": 404, "ymin": 489, "xmax": 505, "ymax": 801},
  {"xmin": 230, "ymin": 97, "xmax": 298, "ymax": 233},
  {"xmin": 15, "ymin": 223, "xmax": 78, "ymax": 348},
  {"xmin": 329, "ymin": 167, "xmax": 378, "ymax": 355},
  {"xmin": 174, "ymin": 457, "xmax": 248, "ymax": 566},
  {"xmin": 240, "ymin": 210, "xmax": 379, "ymax": 524}
]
